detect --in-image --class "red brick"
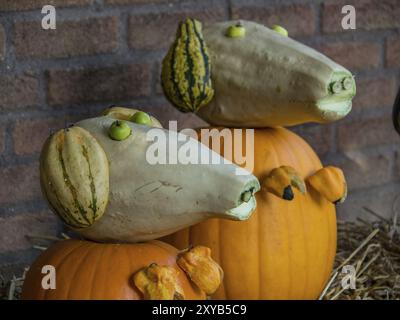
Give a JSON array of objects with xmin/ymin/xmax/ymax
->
[
  {"xmin": 337, "ymin": 117, "xmax": 398, "ymax": 151},
  {"xmin": 47, "ymin": 64, "xmax": 151, "ymax": 106},
  {"xmin": 318, "ymin": 42, "xmax": 380, "ymax": 70},
  {"xmin": 0, "ymin": 164, "xmax": 41, "ymax": 204},
  {"xmin": 13, "ymin": 118, "xmax": 65, "ymax": 155},
  {"xmin": 0, "ymin": 211, "xmax": 59, "ymax": 253},
  {"xmin": 322, "ymin": 0, "xmax": 400, "ymax": 33},
  {"xmin": 231, "ymin": 3, "xmax": 315, "ymax": 37},
  {"xmin": 333, "ymin": 151, "xmax": 392, "ymax": 190},
  {"xmin": 337, "ymin": 183, "xmax": 399, "ymax": 221},
  {"xmin": 291, "ymin": 124, "xmax": 333, "ymax": 156},
  {"xmin": 352, "ymin": 76, "xmax": 397, "ymax": 111},
  {"xmin": 386, "ymin": 36, "xmax": 400, "ymax": 68},
  {"xmin": 0, "ymin": 74, "xmax": 39, "ymax": 111},
  {"xmin": 128, "ymin": 9, "xmax": 226, "ymax": 50},
  {"xmin": 0, "ymin": 0, "xmax": 92, "ymax": 12},
  {"xmin": 0, "ymin": 24, "xmax": 5, "ymax": 61},
  {"xmin": 14, "ymin": 17, "xmax": 119, "ymax": 60}
]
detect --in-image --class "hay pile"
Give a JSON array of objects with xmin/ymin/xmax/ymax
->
[
  {"xmin": 320, "ymin": 207, "xmax": 400, "ymax": 300},
  {"xmin": 1, "ymin": 209, "xmax": 399, "ymax": 300},
  {"xmin": 0, "ymin": 269, "xmax": 28, "ymax": 300}
]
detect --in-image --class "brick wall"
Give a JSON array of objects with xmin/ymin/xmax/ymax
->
[{"xmin": 0, "ymin": 0, "xmax": 399, "ymax": 279}]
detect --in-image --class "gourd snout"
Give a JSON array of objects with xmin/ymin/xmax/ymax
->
[
  {"xmin": 223, "ymin": 177, "xmax": 260, "ymax": 221},
  {"xmin": 316, "ymin": 71, "xmax": 356, "ymax": 123}
]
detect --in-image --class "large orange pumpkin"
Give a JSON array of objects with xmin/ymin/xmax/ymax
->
[
  {"xmin": 162, "ymin": 127, "xmax": 337, "ymax": 300},
  {"xmin": 21, "ymin": 239, "xmax": 208, "ymax": 300}
]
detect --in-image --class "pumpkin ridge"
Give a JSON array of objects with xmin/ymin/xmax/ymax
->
[
  {"xmin": 302, "ymin": 142, "xmax": 328, "ymax": 298},
  {"xmin": 295, "ymin": 132, "xmax": 334, "ymax": 298},
  {"xmin": 86, "ymin": 242, "xmax": 106, "ymax": 299},
  {"xmin": 330, "ymin": 207, "xmax": 337, "ymax": 286},
  {"xmin": 296, "ymin": 182, "xmax": 309, "ymax": 299},
  {"xmin": 256, "ymin": 181, "xmax": 261, "ymax": 299},
  {"xmin": 93, "ymin": 243, "xmax": 115, "ymax": 299},
  {"xmin": 287, "ymin": 132, "xmax": 332, "ymax": 297},
  {"xmin": 121, "ymin": 244, "xmax": 137, "ymax": 300},
  {"xmin": 217, "ymin": 218, "xmax": 227, "ymax": 299},
  {"xmin": 45, "ymin": 240, "xmax": 87, "ymax": 299},
  {"xmin": 256, "ymin": 129, "xmax": 281, "ymax": 298},
  {"xmin": 323, "ymin": 199, "xmax": 336, "ymax": 297},
  {"xmin": 65, "ymin": 242, "xmax": 95, "ymax": 299},
  {"xmin": 320, "ymin": 202, "xmax": 332, "ymax": 297},
  {"xmin": 256, "ymin": 130, "xmax": 272, "ymax": 298},
  {"xmin": 79, "ymin": 242, "xmax": 105, "ymax": 299},
  {"xmin": 276, "ymin": 130, "xmax": 310, "ymax": 299},
  {"xmin": 269, "ymin": 130, "xmax": 293, "ymax": 299},
  {"xmin": 296, "ymin": 138, "xmax": 314, "ymax": 299},
  {"xmin": 277, "ymin": 129, "xmax": 311, "ymax": 299},
  {"xmin": 105, "ymin": 244, "xmax": 121, "ymax": 298}
]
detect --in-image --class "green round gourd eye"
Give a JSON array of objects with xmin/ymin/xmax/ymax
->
[
  {"xmin": 330, "ymin": 81, "xmax": 342, "ymax": 94},
  {"xmin": 271, "ymin": 25, "xmax": 288, "ymax": 37},
  {"xmin": 130, "ymin": 111, "xmax": 152, "ymax": 126},
  {"xmin": 342, "ymin": 77, "xmax": 353, "ymax": 90},
  {"xmin": 226, "ymin": 22, "xmax": 246, "ymax": 38},
  {"xmin": 108, "ymin": 120, "xmax": 131, "ymax": 141}
]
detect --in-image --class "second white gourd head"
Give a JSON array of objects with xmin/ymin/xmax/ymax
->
[
  {"xmin": 161, "ymin": 19, "xmax": 356, "ymax": 128},
  {"xmin": 40, "ymin": 107, "xmax": 260, "ymax": 243}
]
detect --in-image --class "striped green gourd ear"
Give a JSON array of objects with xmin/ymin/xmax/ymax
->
[
  {"xmin": 40, "ymin": 126, "xmax": 109, "ymax": 229},
  {"xmin": 161, "ymin": 18, "xmax": 214, "ymax": 113}
]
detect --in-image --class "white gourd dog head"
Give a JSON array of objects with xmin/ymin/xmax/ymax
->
[
  {"xmin": 40, "ymin": 107, "xmax": 260, "ymax": 243},
  {"xmin": 161, "ymin": 19, "xmax": 356, "ymax": 127}
]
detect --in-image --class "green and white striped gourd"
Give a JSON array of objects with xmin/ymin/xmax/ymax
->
[{"xmin": 161, "ymin": 18, "xmax": 214, "ymax": 113}]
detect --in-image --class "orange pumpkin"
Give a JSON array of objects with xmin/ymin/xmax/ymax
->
[
  {"xmin": 21, "ymin": 239, "xmax": 213, "ymax": 300},
  {"xmin": 162, "ymin": 127, "xmax": 337, "ymax": 300}
]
